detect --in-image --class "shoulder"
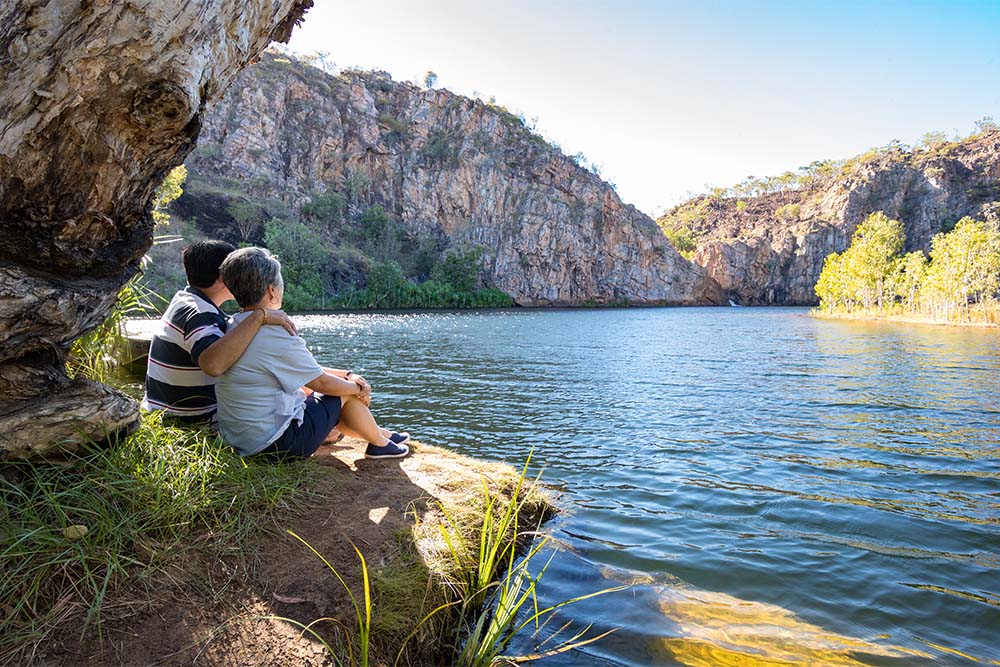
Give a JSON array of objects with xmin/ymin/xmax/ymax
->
[
  {"xmin": 167, "ymin": 291, "xmax": 224, "ymax": 330},
  {"xmin": 258, "ymin": 328, "xmax": 310, "ymax": 351}
]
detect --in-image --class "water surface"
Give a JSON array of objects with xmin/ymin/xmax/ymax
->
[{"xmin": 296, "ymin": 307, "xmax": 999, "ymax": 666}]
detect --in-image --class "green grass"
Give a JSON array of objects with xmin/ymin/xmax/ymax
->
[
  {"xmin": 275, "ymin": 533, "xmax": 374, "ymax": 667},
  {"xmin": 373, "ymin": 454, "xmax": 623, "ymax": 667},
  {"xmin": 0, "ymin": 413, "xmax": 322, "ymax": 665}
]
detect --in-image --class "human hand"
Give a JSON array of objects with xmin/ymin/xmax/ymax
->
[
  {"xmin": 353, "ymin": 378, "xmax": 371, "ymax": 406},
  {"xmin": 263, "ymin": 309, "xmax": 297, "ymax": 335}
]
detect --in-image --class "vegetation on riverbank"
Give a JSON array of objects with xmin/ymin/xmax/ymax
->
[
  {"xmin": 813, "ymin": 211, "xmax": 1000, "ymax": 324},
  {"xmin": 8, "ymin": 293, "xmax": 571, "ymax": 665},
  {"xmin": 143, "ymin": 169, "xmax": 515, "ymax": 312},
  {"xmin": 0, "ymin": 414, "xmax": 322, "ymax": 664},
  {"xmin": 0, "ymin": 413, "xmax": 568, "ymax": 666}
]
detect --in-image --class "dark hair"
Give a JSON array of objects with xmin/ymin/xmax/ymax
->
[
  {"xmin": 182, "ymin": 240, "xmax": 236, "ymax": 288},
  {"xmin": 219, "ymin": 247, "xmax": 284, "ymax": 308}
]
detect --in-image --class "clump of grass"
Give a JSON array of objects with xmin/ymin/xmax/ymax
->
[
  {"xmin": 67, "ymin": 274, "xmax": 162, "ymax": 383},
  {"xmin": 0, "ymin": 412, "xmax": 322, "ymax": 664},
  {"xmin": 385, "ymin": 453, "xmax": 623, "ymax": 666},
  {"xmin": 271, "ymin": 533, "xmax": 374, "ymax": 667}
]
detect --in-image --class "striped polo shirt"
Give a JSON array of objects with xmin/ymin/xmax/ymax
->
[{"xmin": 141, "ymin": 286, "xmax": 228, "ymax": 418}]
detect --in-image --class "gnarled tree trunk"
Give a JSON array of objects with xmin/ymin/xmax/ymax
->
[{"xmin": 0, "ymin": 0, "xmax": 312, "ymax": 458}]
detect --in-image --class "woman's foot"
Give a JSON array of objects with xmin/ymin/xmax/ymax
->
[
  {"xmin": 389, "ymin": 431, "xmax": 410, "ymax": 445},
  {"xmin": 364, "ymin": 441, "xmax": 410, "ymax": 459}
]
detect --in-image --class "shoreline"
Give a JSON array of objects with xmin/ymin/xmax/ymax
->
[
  {"xmin": 11, "ymin": 424, "xmax": 553, "ymax": 666},
  {"xmin": 810, "ymin": 309, "xmax": 1000, "ymax": 328}
]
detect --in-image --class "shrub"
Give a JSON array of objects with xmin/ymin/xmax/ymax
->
[
  {"xmin": 431, "ymin": 248, "xmax": 484, "ymax": 293},
  {"xmin": 263, "ymin": 217, "xmax": 329, "ymax": 310},
  {"xmin": 422, "ymin": 129, "xmax": 462, "ymax": 167},
  {"xmin": 358, "ymin": 204, "xmax": 404, "ymax": 262},
  {"xmin": 377, "ymin": 113, "xmax": 409, "ymax": 143},
  {"xmin": 775, "ymin": 203, "xmax": 801, "ymax": 222},
  {"xmin": 302, "ymin": 192, "xmax": 346, "ymax": 224},
  {"xmin": 660, "ymin": 225, "xmax": 698, "ymax": 259}
]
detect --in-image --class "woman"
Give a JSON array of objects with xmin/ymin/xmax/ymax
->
[{"xmin": 214, "ymin": 247, "xmax": 410, "ymax": 460}]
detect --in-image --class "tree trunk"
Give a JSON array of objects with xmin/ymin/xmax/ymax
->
[{"xmin": 0, "ymin": 0, "xmax": 313, "ymax": 458}]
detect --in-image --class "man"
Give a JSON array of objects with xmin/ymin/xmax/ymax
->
[{"xmin": 142, "ymin": 240, "xmax": 297, "ymax": 423}]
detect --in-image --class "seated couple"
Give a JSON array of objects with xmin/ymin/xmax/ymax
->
[{"xmin": 142, "ymin": 240, "xmax": 410, "ymax": 460}]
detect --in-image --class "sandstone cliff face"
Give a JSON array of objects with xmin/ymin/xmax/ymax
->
[
  {"xmin": 183, "ymin": 54, "xmax": 723, "ymax": 306},
  {"xmin": 0, "ymin": 1, "xmax": 311, "ymax": 457},
  {"xmin": 661, "ymin": 132, "xmax": 1000, "ymax": 305}
]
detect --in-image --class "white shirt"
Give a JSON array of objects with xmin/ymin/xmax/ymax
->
[{"xmin": 215, "ymin": 311, "xmax": 324, "ymax": 455}]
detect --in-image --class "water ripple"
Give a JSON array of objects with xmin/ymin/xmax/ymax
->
[{"xmin": 298, "ymin": 307, "xmax": 1000, "ymax": 666}]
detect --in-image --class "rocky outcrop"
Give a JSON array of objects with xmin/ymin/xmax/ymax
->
[
  {"xmin": 660, "ymin": 132, "xmax": 1000, "ymax": 305},
  {"xmin": 0, "ymin": 1, "xmax": 312, "ymax": 458},
  {"xmin": 182, "ymin": 54, "xmax": 723, "ymax": 306}
]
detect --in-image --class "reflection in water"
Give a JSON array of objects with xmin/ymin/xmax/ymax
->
[{"xmin": 285, "ymin": 308, "xmax": 1000, "ymax": 666}]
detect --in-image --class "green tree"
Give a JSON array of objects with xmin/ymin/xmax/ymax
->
[
  {"xmin": 302, "ymin": 192, "xmax": 346, "ymax": 226},
  {"xmin": 424, "ymin": 70, "xmax": 438, "ymax": 89},
  {"xmin": 843, "ymin": 212, "xmax": 905, "ymax": 310},
  {"xmin": 364, "ymin": 261, "xmax": 411, "ymax": 307},
  {"xmin": 893, "ymin": 251, "xmax": 928, "ymax": 310},
  {"xmin": 263, "ymin": 217, "xmax": 328, "ymax": 310},
  {"xmin": 974, "ymin": 116, "xmax": 998, "ymax": 134},
  {"xmin": 921, "ymin": 217, "xmax": 1000, "ymax": 319},
  {"xmin": 431, "ymin": 247, "xmax": 485, "ymax": 293},
  {"xmin": 814, "ymin": 212, "xmax": 905, "ymax": 311},
  {"xmin": 814, "ymin": 251, "xmax": 849, "ymax": 311},
  {"xmin": 921, "ymin": 131, "xmax": 949, "ymax": 148},
  {"xmin": 227, "ymin": 199, "xmax": 264, "ymax": 242},
  {"xmin": 152, "ymin": 165, "xmax": 187, "ymax": 226}
]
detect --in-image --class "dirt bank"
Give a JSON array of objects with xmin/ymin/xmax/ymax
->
[{"xmin": 38, "ymin": 439, "xmax": 551, "ymax": 667}]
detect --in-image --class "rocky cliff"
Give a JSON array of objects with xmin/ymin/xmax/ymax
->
[
  {"xmin": 658, "ymin": 132, "xmax": 1000, "ymax": 305},
  {"xmin": 175, "ymin": 53, "xmax": 723, "ymax": 306}
]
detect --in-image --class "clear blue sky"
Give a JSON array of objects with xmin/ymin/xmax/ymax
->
[{"xmin": 288, "ymin": 0, "xmax": 1000, "ymax": 216}]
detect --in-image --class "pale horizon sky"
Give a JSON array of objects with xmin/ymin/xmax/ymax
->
[{"xmin": 288, "ymin": 0, "xmax": 1000, "ymax": 217}]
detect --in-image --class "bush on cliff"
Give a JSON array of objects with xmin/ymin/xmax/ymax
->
[{"xmin": 332, "ymin": 256, "xmax": 513, "ymax": 310}]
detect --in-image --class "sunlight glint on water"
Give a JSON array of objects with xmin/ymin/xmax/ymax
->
[{"xmin": 296, "ymin": 308, "xmax": 1000, "ymax": 666}]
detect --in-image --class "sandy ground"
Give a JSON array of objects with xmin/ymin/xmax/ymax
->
[{"xmin": 38, "ymin": 438, "xmax": 542, "ymax": 667}]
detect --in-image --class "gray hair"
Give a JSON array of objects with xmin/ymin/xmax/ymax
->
[{"xmin": 219, "ymin": 247, "xmax": 284, "ymax": 308}]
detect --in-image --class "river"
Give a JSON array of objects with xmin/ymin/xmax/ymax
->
[{"xmin": 291, "ymin": 307, "xmax": 997, "ymax": 665}]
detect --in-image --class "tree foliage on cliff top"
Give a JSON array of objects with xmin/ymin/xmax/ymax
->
[{"xmin": 657, "ymin": 119, "xmax": 1000, "ymax": 235}]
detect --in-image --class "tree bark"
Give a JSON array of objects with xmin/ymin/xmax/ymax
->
[{"xmin": 0, "ymin": 0, "xmax": 313, "ymax": 458}]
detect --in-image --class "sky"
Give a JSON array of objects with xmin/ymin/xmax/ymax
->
[{"xmin": 287, "ymin": 0, "xmax": 1000, "ymax": 216}]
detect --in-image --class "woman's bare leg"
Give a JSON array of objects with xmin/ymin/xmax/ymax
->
[
  {"xmin": 339, "ymin": 421, "xmax": 395, "ymax": 441},
  {"xmin": 318, "ymin": 369, "xmax": 396, "ymax": 439},
  {"xmin": 336, "ymin": 396, "xmax": 389, "ymax": 445}
]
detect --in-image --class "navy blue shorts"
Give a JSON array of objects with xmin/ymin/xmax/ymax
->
[{"xmin": 255, "ymin": 394, "xmax": 342, "ymax": 461}]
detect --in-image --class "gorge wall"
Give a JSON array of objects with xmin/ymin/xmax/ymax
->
[
  {"xmin": 0, "ymin": 1, "xmax": 311, "ymax": 457},
  {"xmin": 174, "ymin": 53, "xmax": 723, "ymax": 306},
  {"xmin": 658, "ymin": 132, "xmax": 1000, "ymax": 305}
]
